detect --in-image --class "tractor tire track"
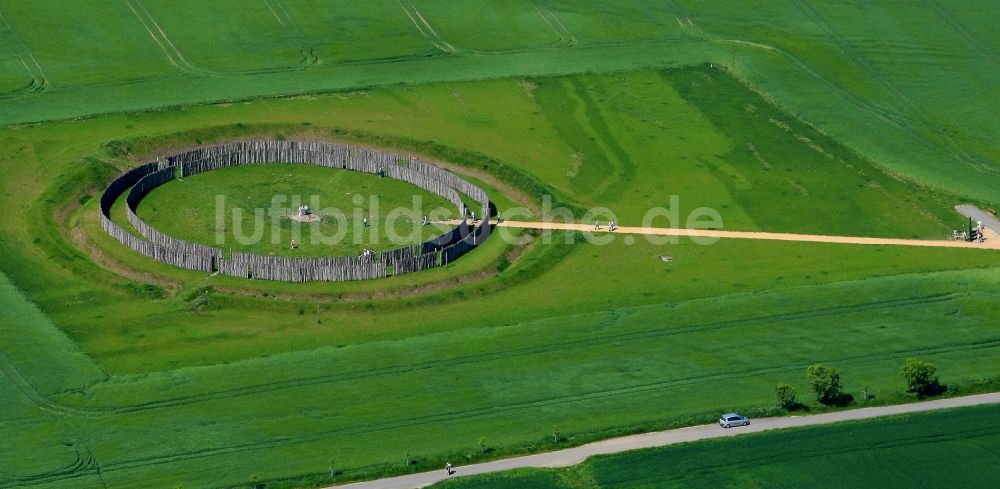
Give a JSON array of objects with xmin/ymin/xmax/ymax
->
[
  {"xmin": 261, "ymin": 0, "xmax": 285, "ymax": 26},
  {"xmin": 398, "ymin": 1, "xmax": 454, "ymax": 53},
  {"xmin": 69, "ymin": 338, "xmax": 1000, "ymax": 480},
  {"xmin": 123, "ymin": 0, "xmax": 184, "ymax": 73},
  {"xmin": 671, "ymin": 9, "xmax": 1000, "ymax": 178},
  {"xmin": 263, "ymin": 0, "xmax": 320, "ymax": 66},
  {"xmin": 37, "ymin": 293, "xmax": 961, "ymax": 416},
  {"xmin": 0, "ymin": 7, "xmax": 47, "ymax": 92},
  {"xmin": 533, "ymin": 3, "xmax": 575, "ymax": 47},
  {"xmin": 131, "ymin": 0, "xmax": 215, "ymax": 75},
  {"xmin": 124, "ymin": 0, "xmax": 217, "ymax": 76},
  {"xmin": 0, "ymin": 445, "xmax": 97, "ymax": 489},
  {"xmin": 789, "ymin": 0, "xmax": 995, "ymax": 175},
  {"xmin": 923, "ymin": 0, "xmax": 1000, "ymax": 68}
]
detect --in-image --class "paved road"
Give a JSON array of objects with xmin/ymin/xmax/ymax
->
[
  {"xmin": 327, "ymin": 392, "xmax": 1000, "ymax": 489},
  {"xmin": 956, "ymin": 205, "xmax": 1000, "ymax": 235},
  {"xmin": 493, "ymin": 220, "xmax": 999, "ymax": 249}
]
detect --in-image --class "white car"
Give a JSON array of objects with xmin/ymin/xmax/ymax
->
[{"xmin": 719, "ymin": 413, "xmax": 750, "ymax": 428}]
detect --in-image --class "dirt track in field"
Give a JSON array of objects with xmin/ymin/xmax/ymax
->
[{"xmin": 494, "ymin": 220, "xmax": 1000, "ymax": 249}]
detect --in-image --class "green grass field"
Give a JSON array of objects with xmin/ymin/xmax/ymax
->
[
  {"xmin": 1, "ymin": 2, "xmax": 999, "ymax": 488},
  {"xmin": 1, "ymin": 1, "xmax": 997, "ymax": 202},
  {"xmin": 429, "ymin": 404, "xmax": 1000, "ymax": 489},
  {"xmin": 136, "ymin": 164, "xmax": 458, "ymax": 257}
]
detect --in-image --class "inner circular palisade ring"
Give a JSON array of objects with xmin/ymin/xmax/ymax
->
[{"xmin": 99, "ymin": 140, "xmax": 493, "ymax": 282}]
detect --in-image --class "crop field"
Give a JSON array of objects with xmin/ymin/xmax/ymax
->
[
  {"xmin": 1, "ymin": 1, "xmax": 998, "ymax": 200},
  {"xmin": 429, "ymin": 404, "xmax": 1000, "ymax": 489},
  {"xmin": 1, "ymin": 1, "xmax": 999, "ymax": 489}
]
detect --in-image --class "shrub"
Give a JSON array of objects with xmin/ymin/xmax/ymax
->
[
  {"xmin": 116, "ymin": 282, "xmax": 166, "ymax": 299},
  {"xmin": 776, "ymin": 382, "xmax": 798, "ymax": 410},
  {"xmin": 806, "ymin": 364, "xmax": 842, "ymax": 405},
  {"xmin": 496, "ymin": 255, "xmax": 511, "ymax": 273},
  {"xmin": 104, "ymin": 139, "xmax": 132, "ymax": 158},
  {"xmin": 901, "ymin": 358, "xmax": 942, "ymax": 397}
]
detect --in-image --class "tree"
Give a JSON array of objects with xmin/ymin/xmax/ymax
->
[
  {"xmin": 901, "ymin": 358, "xmax": 940, "ymax": 397},
  {"xmin": 403, "ymin": 449, "xmax": 413, "ymax": 467},
  {"xmin": 806, "ymin": 364, "xmax": 842, "ymax": 404},
  {"xmin": 775, "ymin": 382, "xmax": 798, "ymax": 410},
  {"xmin": 328, "ymin": 457, "xmax": 336, "ymax": 479},
  {"xmin": 552, "ymin": 425, "xmax": 561, "ymax": 443},
  {"xmin": 249, "ymin": 473, "xmax": 261, "ymax": 489},
  {"xmin": 478, "ymin": 436, "xmax": 488, "ymax": 455}
]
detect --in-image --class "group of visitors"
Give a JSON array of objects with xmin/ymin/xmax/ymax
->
[
  {"xmin": 594, "ymin": 220, "xmax": 617, "ymax": 231},
  {"xmin": 460, "ymin": 209, "xmax": 504, "ymax": 224},
  {"xmin": 954, "ymin": 220, "xmax": 989, "ymax": 243}
]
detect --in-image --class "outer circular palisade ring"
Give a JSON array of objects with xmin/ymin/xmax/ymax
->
[{"xmin": 99, "ymin": 140, "xmax": 493, "ymax": 282}]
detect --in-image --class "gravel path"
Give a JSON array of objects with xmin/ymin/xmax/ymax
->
[
  {"xmin": 495, "ymin": 220, "xmax": 999, "ymax": 249},
  {"xmin": 327, "ymin": 393, "xmax": 1000, "ymax": 489}
]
